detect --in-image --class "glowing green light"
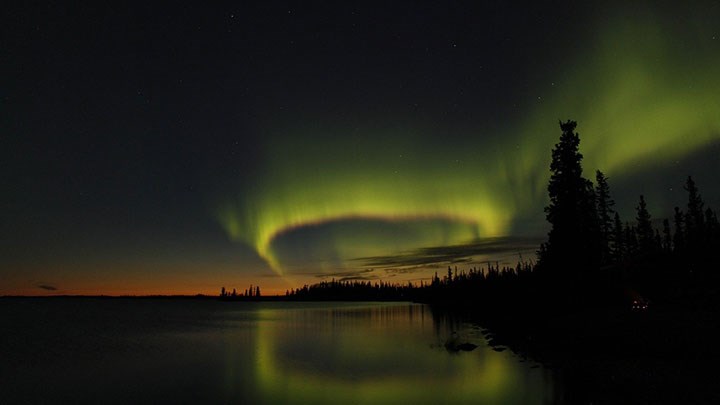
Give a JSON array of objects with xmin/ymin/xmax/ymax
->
[
  {"xmin": 218, "ymin": 134, "xmax": 517, "ymax": 274},
  {"xmin": 250, "ymin": 305, "xmax": 518, "ymax": 403},
  {"xmin": 218, "ymin": 10, "xmax": 720, "ymax": 276}
]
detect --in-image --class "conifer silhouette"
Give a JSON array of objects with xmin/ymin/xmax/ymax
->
[{"xmin": 540, "ymin": 120, "xmax": 599, "ymax": 273}]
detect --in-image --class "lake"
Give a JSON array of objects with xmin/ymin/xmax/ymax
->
[{"xmin": 1, "ymin": 299, "xmax": 557, "ymax": 403}]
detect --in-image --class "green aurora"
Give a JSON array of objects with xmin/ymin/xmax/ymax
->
[{"xmin": 218, "ymin": 8, "xmax": 720, "ymax": 278}]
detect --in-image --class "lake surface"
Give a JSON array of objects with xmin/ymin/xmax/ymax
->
[{"xmin": 1, "ymin": 299, "xmax": 557, "ymax": 403}]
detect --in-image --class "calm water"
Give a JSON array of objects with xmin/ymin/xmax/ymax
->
[{"xmin": 1, "ymin": 299, "xmax": 556, "ymax": 404}]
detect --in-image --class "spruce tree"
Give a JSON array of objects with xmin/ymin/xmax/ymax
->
[
  {"xmin": 662, "ymin": 218, "xmax": 672, "ymax": 253},
  {"xmin": 612, "ymin": 212, "xmax": 625, "ymax": 261},
  {"xmin": 595, "ymin": 170, "xmax": 615, "ymax": 265},
  {"xmin": 684, "ymin": 176, "xmax": 705, "ymax": 244},
  {"xmin": 706, "ymin": 208, "xmax": 719, "ymax": 240},
  {"xmin": 683, "ymin": 177, "xmax": 709, "ymax": 276},
  {"xmin": 625, "ymin": 223, "xmax": 639, "ymax": 257},
  {"xmin": 541, "ymin": 120, "xmax": 599, "ymax": 273},
  {"xmin": 673, "ymin": 207, "xmax": 685, "ymax": 252},
  {"xmin": 636, "ymin": 195, "xmax": 654, "ymax": 254}
]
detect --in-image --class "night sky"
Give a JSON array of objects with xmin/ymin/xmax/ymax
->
[{"xmin": 3, "ymin": 1, "xmax": 720, "ymax": 295}]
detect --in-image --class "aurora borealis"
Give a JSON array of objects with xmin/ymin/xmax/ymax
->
[{"xmin": 3, "ymin": 1, "xmax": 720, "ymax": 295}]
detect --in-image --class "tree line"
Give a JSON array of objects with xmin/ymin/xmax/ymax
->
[
  {"xmin": 219, "ymin": 284, "xmax": 261, "ymax": 300},
  {"xmin": 225, "ymin": 120, "xmax": 720, "ymax": 309},
  {"xmin": 538, "ymin": 120, "xmax": 720, "ymax": 280}
]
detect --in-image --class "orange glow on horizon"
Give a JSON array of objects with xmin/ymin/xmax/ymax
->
[{"xmin": 0, "ymin": 262, "xmax": 302, "ymax": 297}]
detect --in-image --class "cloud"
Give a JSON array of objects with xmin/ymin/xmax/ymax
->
[
  {"xmin": 337, "ymin": 275, "xmax": 380, "ymax": 282},
  {"xmin": 36, "ymin": 283, "xmax": 58, "ymax": 291},
  {"xmin": 383, "ymin": 267, "xmax": 428, "ymax": 275},
  {"xmin": 355, "ymin": 236, "xmax": 542, "ymax": 269},
  {"xmin": 315, "ymin": 268, "xmax": 379, "ymax": 282}
]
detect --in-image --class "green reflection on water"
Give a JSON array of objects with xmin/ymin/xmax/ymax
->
[
  {"xmin": 226, "ymin": 302, "xmax": 553, "ymax": 404},
  {"xmin": 1, "ymin": 300, "xmax": 554, "ymax": 403}
]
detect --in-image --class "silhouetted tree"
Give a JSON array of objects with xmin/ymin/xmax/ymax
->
[
  {"xmin": 636, "ymin": 195, "xmax": 654, "ymax": 254},
  {"xmin": 221, "ymin": 286, "xmax": 226, "ymax": 297},
  {"xmin": 540, "ymin": 120, "xmax": 600, "ymax": 273},
  {"xmin": 625, "ymin": 223, "xmax": 638, "ymax": 257},
  {"xmin": 685, "ymin": 176, "xmax": 705, "ymax": 244},
  {"xmin": 673, "ymin": 207, "xmax": 685, "ymax": 252},
  {"xmin": 662, "ymin": 218, "xmax": 672, "ymax": 253},
  {"xmin": 611, "ymin": 212, "xmax": 625, "ymax": 261},
  {"xmin": 706, "ymin": 208, "xmax": 719, "ymax": 239},
  {"xmin": 595, "ymin": 170, "xmax": 615, "ymax": 265},
  {"xmin": 256, "ymin": 286, "xmax": 261, "ymax": 297}
]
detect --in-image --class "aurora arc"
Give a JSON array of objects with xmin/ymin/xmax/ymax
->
[
  {"xmin": 218, "ymin": 10, "xmax": 720, "ymax": 277},
  {"xmin": 218, "ymin": 130, "xmax": 518, "ymax": 275}
]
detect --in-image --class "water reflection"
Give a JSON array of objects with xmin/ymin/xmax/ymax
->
[
  {"xmin": 1, "ymin": 300, "xmax": 555, "ymax": 404},
  {"xmin": 239, "ymin": 302, "xmax": 554, "ymax": 404}
]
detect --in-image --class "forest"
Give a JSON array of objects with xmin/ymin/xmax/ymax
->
[{"xmin": 275, "ymin": 120, "xmax": 720, "ymax": 313}]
